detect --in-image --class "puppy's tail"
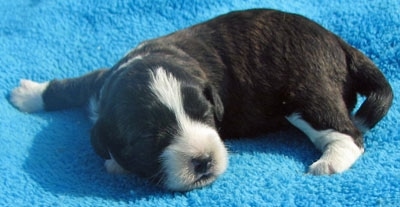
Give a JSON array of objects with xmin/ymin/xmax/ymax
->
[
  {"xmin": 10, "ymin": 69, "xmax": 110, "ymax": 112},
  {"xmin": 342, "ymin": 41, "xmax": 393, "ymax": 132}
]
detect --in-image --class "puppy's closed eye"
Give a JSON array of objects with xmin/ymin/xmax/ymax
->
[{"xmin": 181, "ymin": 85, "xmax": 213, "ymax": 121}]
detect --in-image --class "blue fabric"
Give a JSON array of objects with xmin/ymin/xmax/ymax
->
[{"xmin": 1, "ymin": 0, "xmax": 399, "ymax": 206}]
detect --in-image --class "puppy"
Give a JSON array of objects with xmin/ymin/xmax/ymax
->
[{"xmin": 10, "ymin": 9, "xmax": 393, "ymax": 191}]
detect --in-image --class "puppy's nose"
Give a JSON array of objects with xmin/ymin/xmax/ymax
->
[{"xmin": 192, "ymin": 157, "xmax": 212, "ymax": 174}]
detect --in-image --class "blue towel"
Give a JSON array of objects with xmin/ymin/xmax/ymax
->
[{"xmin": 1, "ymin": 0, "xmax": 399, "ymax": 206}]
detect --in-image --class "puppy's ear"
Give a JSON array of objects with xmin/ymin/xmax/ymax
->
[
  {"xmin": 90, "ymin": 118, "xmax": 111, "ymax": 159},
  {"xmin": 203, "ymin": 84, "xmax": 224, "ymax": 122}
]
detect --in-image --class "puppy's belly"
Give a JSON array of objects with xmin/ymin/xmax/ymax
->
[{"xmin": 219, "ymin": 116, "xmax": 291, "ymax": 139}]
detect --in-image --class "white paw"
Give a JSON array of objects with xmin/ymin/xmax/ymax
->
[
  {"xmin": 10, "ymin": 79, "xmax": 49, "ymax": 112},
  {"xmin": 104, "ymin": 159, "xmax": 128, "ymax": 174},
  {"xmin": 309, "ymin": 160, "xmax": 337, "ymax": 175},
  {"xmin": 286, "ymin": 113, "xmax": 364, "ymax": 175},
  {"xmin": 308, "ymin": 139, "xmax": 364, "ymax": 175}
]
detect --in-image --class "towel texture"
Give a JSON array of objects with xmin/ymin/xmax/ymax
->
[{"xmin": 1, "ymin": 0, "xmax": 399, "ymax": 206}]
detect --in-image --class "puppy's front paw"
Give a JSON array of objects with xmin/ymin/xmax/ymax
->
[
  {"xmin": 104, "ymin": 159, "xmax": 128, "ymax": 174},
  {"xmin": 10, "ymin": 79, "xmax": 49, "ymax": 113}
]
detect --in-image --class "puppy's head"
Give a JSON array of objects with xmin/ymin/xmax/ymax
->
[{"xmin": 92, "ymin": 68, "xmax": 228, "ymax": 191}]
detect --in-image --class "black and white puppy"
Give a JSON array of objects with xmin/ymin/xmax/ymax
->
[{"xmin": 10, "ymin": 9, "xmax": 393, "ymax": 191}]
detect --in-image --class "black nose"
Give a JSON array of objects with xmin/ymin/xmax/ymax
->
[{"xmin": 192, "ymin": 157, "xmax": 212, "ymax": 174}]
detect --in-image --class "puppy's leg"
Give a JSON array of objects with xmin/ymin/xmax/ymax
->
[
  {"xmin": 104, "ymin": 159, "xmax": 129, "ymax": 174},
  {"xmin": 104, "ymin": 151, "xmax": 129, "ymax": 174},
  {"xmin": 286, "ymin": 98, "xmax": 364, "ymax": 174},
  {"xmin": 10, "ymin": 79, "xmax": 50, "ymax": 112},
  {"xmin": 11, "ymin": 69, "xmax": 110, "ymax": 112}
]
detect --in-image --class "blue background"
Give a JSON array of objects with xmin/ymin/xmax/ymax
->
[{"xmin": 1, "ymin": 0, "xmax": 399, "ymax": 206}]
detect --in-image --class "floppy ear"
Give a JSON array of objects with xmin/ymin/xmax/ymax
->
[
  {"xmin": 90, "ymin": 118, "xmax": 111, "ymax": 159},
  {"xmin": 203, "ymin": 84, "xmax": 224, "ymax": 122}
]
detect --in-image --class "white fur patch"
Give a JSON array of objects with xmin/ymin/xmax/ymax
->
[
  {"xmin": 10, "ymin": 79, "xmax": 49, "ymax": 113},
  {"xmin": 286, "ymin": 113, "xmax": 363, "ymax": 174},
  {"xmin": 149, "ymin": 68, "xmax": 184, "ymax": 117},
  {"xmin": 149, "ymin": 68, "xmax": 228, "ymax": 191}
]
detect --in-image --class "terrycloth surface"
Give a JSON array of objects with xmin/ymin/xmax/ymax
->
[{"xmin": 1, "ymin": 0, "xmax": 399, "ymax": 206}]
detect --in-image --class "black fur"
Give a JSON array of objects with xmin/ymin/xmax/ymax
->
[{"xmin": 39, "ymin": 9, "xmax": 392, "ymax": 185}]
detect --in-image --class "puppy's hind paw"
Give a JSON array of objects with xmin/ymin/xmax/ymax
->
[
  {"xmin": 308, "ymin": 138, "xmax": 363, "ymax": 175},
  {"xmin": 10, "ymin": 79, "xmax": 49, "ymax": 113},
  {"xmin": 308, "ymin": 160, "xmax": 336, "ymax": 175}
]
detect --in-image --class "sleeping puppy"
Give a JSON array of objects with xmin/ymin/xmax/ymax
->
[{"xmin": 10, "ymin": 9, "xmax": 393, "ymax": 191}]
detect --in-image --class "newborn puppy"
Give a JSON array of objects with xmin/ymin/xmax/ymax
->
[{"xmin": 10, "ymin": 9, "xmax": 393, "ymax": 191}]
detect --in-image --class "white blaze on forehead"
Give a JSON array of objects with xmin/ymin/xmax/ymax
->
[
  {"xmin": 149, "ymin": 68, "xmax": 185, "ymax": 119},
  {"xmin": 149, "ymin": 67, "xmax": 213, "ymax": 134},
  {"xmin": 149, "ymin": 68, "xmax": 228, "ymax": 191}
]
